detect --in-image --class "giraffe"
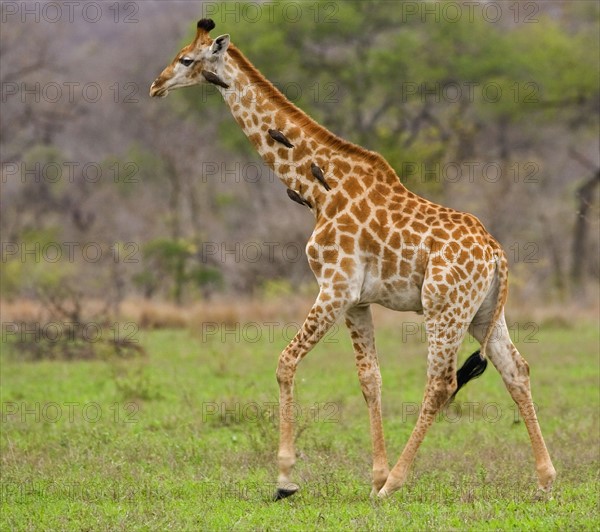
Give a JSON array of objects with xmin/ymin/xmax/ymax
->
[{"xmin": 150, "ymin": 18, "xmax": 556, "ymax": 500}]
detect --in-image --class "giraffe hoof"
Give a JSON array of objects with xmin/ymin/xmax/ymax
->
[
  {"xmin": 532, "ymin": 488, "xmax": 553, "ymax": 502},
  {"xmin": 370, "ymin": 488, "xmax": 388, "ymax": 501},
  {"xmin": 273, "ymin": 483, "xmax": 299, "ymax": 501},
  {"xmin": 370, "ymin": 482, "xmax": 388, "ymax": 499},
  {"xmin": 376, "ymin": 487, "xmax": 390, "ymax": 499},
  {"xmin": 537, "ymin": 466, "xmax": 557, "ymax": 492}
]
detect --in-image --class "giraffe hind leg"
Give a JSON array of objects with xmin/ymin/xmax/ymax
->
[
  {"xmin": 378, "ymin": 309, "xmax": 471, "ymax": 497},
  {"xmin": 469, "ymin": 307, "xmax": 556, "ymax": 492}
]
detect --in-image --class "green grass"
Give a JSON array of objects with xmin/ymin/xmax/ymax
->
[{"xmin": 2, "ymin": 317, "xmax": 599, "ymax": 530}]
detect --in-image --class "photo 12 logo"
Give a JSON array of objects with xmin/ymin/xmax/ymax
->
[
  {"xmin": 399, "ymin": 2, "xmax": 539, "ymax": 24},
  {"xmin": 2, "ymin": 161, "xmax": 139, "ymax": 184},
  {"xmin": 2, "ymin": 401, "xmax": 139, "ymax": 424},
  {"xmin": 200, "ymin": 321, "xmax": 341, "ymax": 344},
  {"xmin": 201, "ymin": 2, "xmax": 339, "ymax": 24},
  {"xmin": 1, "ymin": 241, "xmax": 139, "ymax": 264},
  {"xmin": 1, "ymin": 82, "xmax": 140, "ymax": 105},
  {"xmin": 2, "ymin": 321, "xmax": 139, "ymax": 344},
  {"xmin": 201, "ymin": 401, "xmax": 340, "ymax": 424},
  {"xmin": 1, "ymin": 2, "xmax": 140, "ymax": 24}
]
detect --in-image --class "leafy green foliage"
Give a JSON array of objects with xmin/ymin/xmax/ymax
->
[
  {"xmin": 1, "ymin": 228, "xmax": 72, "ymax": 299},
  {"xmin": 134, "ymin": 238, "xmax": 223, "ymax": 303}
]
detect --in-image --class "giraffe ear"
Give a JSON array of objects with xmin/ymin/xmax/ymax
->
[{"xmin": 210, "ymin": 34, "xmax": 230, "ymax": 56}]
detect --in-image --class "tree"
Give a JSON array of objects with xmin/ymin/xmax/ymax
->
[{"xmin": 135, "ymin": 238, "xmax": 222, "ymax": 304}]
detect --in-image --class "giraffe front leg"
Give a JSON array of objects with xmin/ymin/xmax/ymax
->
[
  {"xmin": 345, "ymin": 305, "xmax": 389, "ymax": 496},
  {"xmin": 274, "ymin": 290, "xmax": 349, "ymax": 501},
  {"xmin": 274, "ymin": 350, "xmax": 299, "ymax": 499}
]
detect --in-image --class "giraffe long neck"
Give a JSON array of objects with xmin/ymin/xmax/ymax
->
[{"xmin": 210, "ymin": 44, "xmax": 404, "ymax": 217}]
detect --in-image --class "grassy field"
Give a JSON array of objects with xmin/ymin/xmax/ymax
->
[{"xmin": 1, "ymin": 310, "xmax": 598, "ymax": 530}]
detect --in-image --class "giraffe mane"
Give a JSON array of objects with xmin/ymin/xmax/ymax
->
[{"xmin": 227, "ymin": 44, "xmax": 399, "ymax": 180}]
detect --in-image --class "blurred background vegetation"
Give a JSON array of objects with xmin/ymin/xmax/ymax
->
[{"xmin": 1, "ymin": 0, "xmax": 598, "ymax": 329}]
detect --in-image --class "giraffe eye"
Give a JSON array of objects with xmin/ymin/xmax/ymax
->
[{"xmin": 179, "ymin": 57, "xmax": 194, "ymax": 67}]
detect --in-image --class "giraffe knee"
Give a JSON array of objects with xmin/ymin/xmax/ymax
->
[
  {"xmin": 357, "ymin": 368, "xmax": 381, "ymax": 405},
  {"xmin": 276, "ymin": 354, "xmax": 296, "ymax": 386},
  {"xmin": 440, "ymin": 379, "xmax": 456, "ymax": 404},
  {"xmin": 359, "ymin": 376, "xmax": 381, "ymax": 405},
  {"xmin": 423, "ymin": 377, "xmax": 455, "ymax": 414},
  {"xmin": 436, "ymin": 374, "xmax": 457, "ymax": 397},
  {"xmin": 502, "ymin": 353, "xmax": 532, "ymax": 398},
  {"xmin": 517, "ymin": 357, "xmax": 530, "ymax": 377},
  {"xmin": 508, "ymin": 351, "xmax": 530, "ymax": 381}
]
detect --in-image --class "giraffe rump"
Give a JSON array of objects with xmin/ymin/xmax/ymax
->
[{"xmin": 452, "ymin": 350, "xmax": 488, "ymax": 399}]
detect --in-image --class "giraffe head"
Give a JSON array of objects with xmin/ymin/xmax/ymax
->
[{"xmin": 149, "ymin": 18, "xmax": 229, "ymax": 98}]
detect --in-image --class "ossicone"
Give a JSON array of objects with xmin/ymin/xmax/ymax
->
[{"xmin": 197, "ymin": 18, "xmax": 215, "ymax": 32}]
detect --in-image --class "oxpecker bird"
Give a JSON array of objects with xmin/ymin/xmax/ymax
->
[
  {"xmin": 201, "ymin": 70, "xmax": 230, "ymax": 88},
  {"xmin": 268, "ymin": 129, "xmax": 294, "ymax": 148},
  {"xmin": 286, "ymin": 188, "xmax": 312, "ymax": 208},
  {"xmin": 310, "ymin": 162, "xmax": 331, "ymax": 191}
]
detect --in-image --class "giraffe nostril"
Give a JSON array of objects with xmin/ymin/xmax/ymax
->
[{"xmin": 149, "ymin": 80, "xmax": 167, "ymax": 98}]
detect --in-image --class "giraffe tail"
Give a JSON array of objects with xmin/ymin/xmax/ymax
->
[
  {"xmin": 451, "ymin": 350, "xmax": 487, "ymax": 399},
  {"xmin": 480, "ymin": 249, "xmax": 509, "ymax": 360}
]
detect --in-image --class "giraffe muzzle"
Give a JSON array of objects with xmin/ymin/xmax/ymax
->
[{"xmin": 149, "ymin": 80, "xmax": 169, "ymax": 98}]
